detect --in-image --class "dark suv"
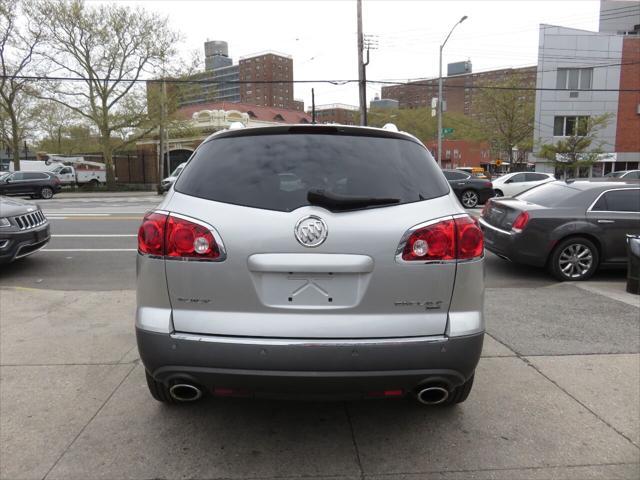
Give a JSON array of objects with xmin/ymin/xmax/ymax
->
[{"xmin": 0, "ymin": 171, "xmax": 62, "ymax": 199}]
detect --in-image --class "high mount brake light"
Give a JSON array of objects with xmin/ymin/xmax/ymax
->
[
  {"xmin": 400, "ymin": 215, "xmax": 484, "ymax": 262},
  {"xmin": 138, "ymin": 212, "xmax": 223, "ymax": 261}
]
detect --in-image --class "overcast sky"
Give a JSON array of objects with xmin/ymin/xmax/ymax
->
[{"xmin": 93, "ymin": 0, "xmax": 602, "ymax": 109}]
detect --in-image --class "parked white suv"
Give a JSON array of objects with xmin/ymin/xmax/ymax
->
[{"xmin": 136, "ymin": 125, "xmax": 485, "ymax": 406}]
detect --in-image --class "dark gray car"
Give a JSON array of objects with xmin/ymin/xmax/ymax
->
[
  {"xmin": 479, "ymin": 179, "xmax": 640, "ymax": 281},
  {"xmin": 0, "ymin": 196, "xmax": 50, "ymax": 263}
]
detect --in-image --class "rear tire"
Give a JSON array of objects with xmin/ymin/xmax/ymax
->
[
  {"xmin": 548, "ymin": 237, "xmax": 599, "ymax": 281},
  {"xmin": 145, "ymin": 370, "xmax": 176, "ymax": 404},
  {"xmin": 89, "ymin": 179, "xmax": 100, "ymax": 187},
  {"xmin": 461, "ymin": 190, "xmax": 479, "ymax": 208},
  {"xmin": 39, "ymin": 187, "xmax": 54, "ymax": 199}
]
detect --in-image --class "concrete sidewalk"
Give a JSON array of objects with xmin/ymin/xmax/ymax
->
[{"xmin": 1, "ymin": 286, "xmax": 638, "ymax": 480}]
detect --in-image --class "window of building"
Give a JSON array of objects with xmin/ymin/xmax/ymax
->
[
  {"xmin": 553, "ymin": 116, "xmax": 590, "ymax": 136},
  {"xmin": 556, "ymin": 68, "xmax": 593, "ymax": 90}
]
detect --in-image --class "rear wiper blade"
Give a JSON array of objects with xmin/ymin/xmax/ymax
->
[{"xmin": 307, "ymin": 188, "xmax": 400, "ymax": 211}]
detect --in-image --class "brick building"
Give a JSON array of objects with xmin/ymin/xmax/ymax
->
[
  {"xmin": 424, "ymin": 139, "xmax": 492, "ymax": 169},
  {"xmin": 308, "ymin": 104, "xmax": 358, "ymax": 124},
  {"xmin": 381, "ymin": 66, "xmax": 537, "ymax": 116},
  {"xmin": 239, "ymin": 52, "xmax": 302, "ymax": 111},
  {"xmin": 615, "ymin": 37, "xmax": 640, "ymax": 154},
  {"xmin": 168, "ymin": 44, "xmax": 304, "ymax": 111}
]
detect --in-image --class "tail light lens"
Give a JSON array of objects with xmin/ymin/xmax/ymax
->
[
  {"xmin": 137, "ymin": 211, "xmax": 224, "ymax": 261},
  {"xmin": 138, "ymin": 212, "xmax": 166, "ymax": 256},
  {"xmin": 400, "ymin": 215, "xmax": 484, "ymax": 262},
  {"xmin": 166, "ymin": 215, "xmax": 220, "ymax": 260},
  {"xmin": 455, "ymin": 216, "xmax": 484, "ymax": 259},
  {"xmin": 511, "ymin": 211, "xmax": 530, "ymax": 233}
]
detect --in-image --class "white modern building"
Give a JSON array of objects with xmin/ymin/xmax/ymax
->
[{"xmin": 532, "ymin": 0, "xmax": 640, "ymax": 176}]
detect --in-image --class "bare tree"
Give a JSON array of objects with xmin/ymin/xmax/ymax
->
[
  {"xmin": 0, "ymin": 0, "xmax": 43, "ymax": 171},
  {"xmin": 35, "ymin": 0, "xmax": 179, "ymax": 186}
]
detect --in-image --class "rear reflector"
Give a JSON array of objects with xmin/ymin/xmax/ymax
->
[
  {"xmin": 512, "ymin": 211, "xmax": 530, "ymax": 232},
  {"xmin": 367, "ymin": 389, "xmax": 405, "ymax": 398},
  {"xmin": 138, "ymin": 211, "xmax": 224, "ymax": 261},
  {"xmin": 400, "ymin": 215, "xmax": 484, "ymax": 262}
]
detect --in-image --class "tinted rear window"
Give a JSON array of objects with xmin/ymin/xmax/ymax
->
[
  {"xmin": 516, "ymin": 182, "xmax": 586, "ymax": 207},
  {"xmin": 176, "ymin": 133, "xmax": 450, "ymax": 212}
]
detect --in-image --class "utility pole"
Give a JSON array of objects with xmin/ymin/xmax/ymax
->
[
  {"xmin": 357, "ymin": 0, "xmax": 367, "ymax": 126},
  {"xmin": 158, "ymin": 77, "xmax": 166, "ymax": 190},
  {"xmin": 311, "ymin": 88, "xmax": 316, "ymax": 124},
  {"xmin": 437, "ymin": 15, "xmax": 468, "ymax": 168}
]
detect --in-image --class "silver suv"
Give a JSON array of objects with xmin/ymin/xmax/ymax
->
[{"xmin": 136, "ymin": 125, "xmax": 485, "ymax": 406}]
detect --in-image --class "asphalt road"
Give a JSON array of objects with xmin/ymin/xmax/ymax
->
[
  {"xmin": 0, "ymin": 194, "xmax": 627, "ymax": 290},
  {"xmin": 1, "ymin": 193, "xmax": 638, "ymax": 480}
]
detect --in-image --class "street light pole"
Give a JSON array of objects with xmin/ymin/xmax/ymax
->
[{"xmin": 437, "ymin": 15, "xmax": 467, "ymax": 168}]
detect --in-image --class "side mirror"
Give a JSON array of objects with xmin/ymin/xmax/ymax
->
[{"xmin": 4, "ymin": 178, "xmax": 11, "ymax": 183}]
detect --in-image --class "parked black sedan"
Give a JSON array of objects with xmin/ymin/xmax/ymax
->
[
  {"xmin": 0, "ymin": 196, "xmax": 50, "ymax": 264},
  {"xmin": 0, "ymin": 171, "xmax": 62, "ymax": 199},
  {"xmin": 442, "ymin": 169, "xmax": 495, "ymax": 208},
  {"xmin": 479, "ymin": 179, "xmax": 640, "ymax": 281}
]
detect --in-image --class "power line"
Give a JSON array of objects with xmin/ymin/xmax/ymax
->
[{"xmin": 3, "ymin": 72, "xmax": 639, "ymax": 92}]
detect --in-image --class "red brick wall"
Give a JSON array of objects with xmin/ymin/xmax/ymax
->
[
  {"xmin": 425, "ymin": 139, "xmax": 491, "ymax": 168},
  {"xmin": 616, "ymin": 38, "xmax": 640, "ymax": 152},
  {"xmin": 239, "ymin": 54, "xmax": 295, "ymax": 110},
  {"xmin": 381, "ymin": 66, "xmax": 536, "ymax": 116}
]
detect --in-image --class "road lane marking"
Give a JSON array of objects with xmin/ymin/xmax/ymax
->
[
  {"xmin": 42, "ymin": 213, "xmax": 112, "ymax": 216},
  {"xmin": 42, "ymin": 248, "xmax": 137, "ymax": 252},
  {"xmin": 46, "ymin": 216, "xmax": 142, "ymax": 220},
  {"xmin": 52, "ymin": 234, "xmax": 137, "ymax": 237}
]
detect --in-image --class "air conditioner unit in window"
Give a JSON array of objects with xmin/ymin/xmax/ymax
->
[{"xmin": 569, "ymin": 91, "xmax": 579, "ymax": 98}]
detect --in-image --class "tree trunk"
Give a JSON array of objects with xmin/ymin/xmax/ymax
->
[
  {"xmin": 10, "ymin": 114, "xmax": 20, "ymax": 171},
  {"xmin": 101, "ymin": 135, "xmax": 115, "ymax": 187}
]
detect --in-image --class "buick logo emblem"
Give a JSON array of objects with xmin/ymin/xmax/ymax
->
[{"xmin": 294, "ymin": 215, "xmax": 328, "ymax": 247}]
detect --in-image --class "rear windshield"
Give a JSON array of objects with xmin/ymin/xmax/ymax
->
[
  {"xmin": 175, "ymin": 133, "xmax": 450, "ymax": 212},
  {"xmin": 517, "ymin": 182, "xmax": 585, "ymax": 207}
]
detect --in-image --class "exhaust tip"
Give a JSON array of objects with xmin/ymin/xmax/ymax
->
[
  {"xmin": 169, "ymin": 383, "xmax": 203, "ymax": 402},
  {"xmin": 416, "ymin": 386, "xmax": 449, "ymax": 405}
]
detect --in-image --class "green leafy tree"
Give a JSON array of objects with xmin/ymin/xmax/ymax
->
[
  {"xmin": 365, "ymin": 107, "xmax": 484, "ymax": 146},
  {"xmin": 34, "ymin": 0, "xmax": 179, "ymax": 186},
  {"xmin": 538, "ymin": 113, "xmax": 612, "ymax": 178}
]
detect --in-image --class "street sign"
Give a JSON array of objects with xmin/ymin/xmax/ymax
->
[{"xmin": 441, "ymin": 128, "xmax": 454, "ymax": 135}]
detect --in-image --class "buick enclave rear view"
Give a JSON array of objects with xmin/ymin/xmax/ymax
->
[{"xmin": 136, "ymin": 125, "xmax": 485, "ymax": 406}]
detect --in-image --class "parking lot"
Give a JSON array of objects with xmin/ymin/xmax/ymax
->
[{"xmin": 1, "ymin": 192, "xmax": 639, "ymax": 480}]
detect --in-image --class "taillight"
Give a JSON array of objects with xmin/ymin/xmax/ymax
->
[
  {"xmin": 455, "ymin": 216, "xmax": 484, "ymax": 259},
  {"xmin": 137, "ymin": 211, "xmax": 224, "ymax": 261},
  {"xmin": 166, "ymin": 215, "xmax": 220, "ymax": 260},
  {"xmin": 511, "ymin": 211, "xmax": 530, "ymax": 233},
  {"xmin": 402, "ymin": 219, "xmax": 456, "ymax": 261},
  {"xmin": 138, "ymin": 212, "xmax": 167, "ymax": 256},
  {"xmin": 399, "ymin": 215, "xmax": 484, "ymax": 262}
]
